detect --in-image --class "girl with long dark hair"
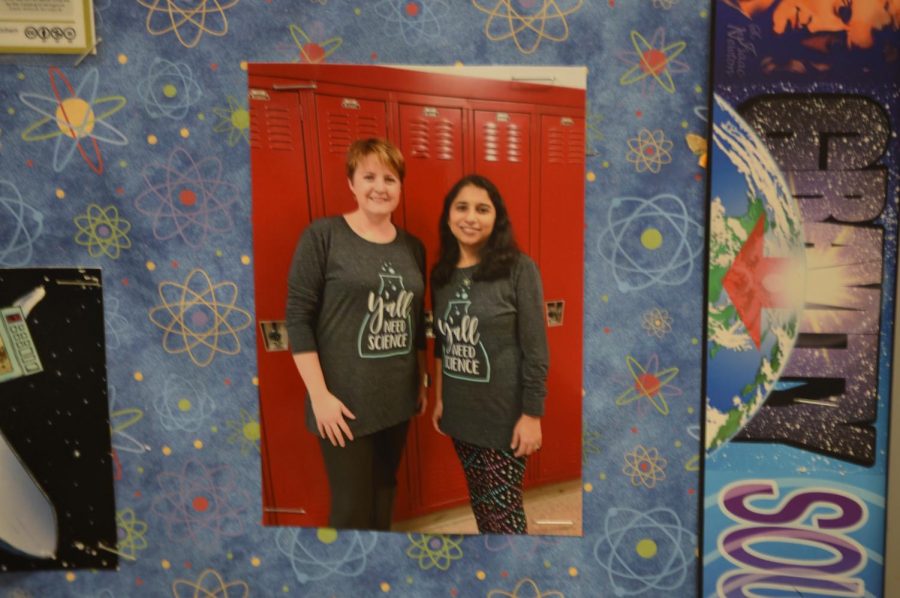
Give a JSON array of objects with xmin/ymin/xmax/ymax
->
[{"xmin": 430, "ymin": 174, "xmax": 549, "ymax": 534}]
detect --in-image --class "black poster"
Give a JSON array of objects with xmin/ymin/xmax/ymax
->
[{"xmin": 0, "ymin": 268, "xmax": 117, "ymax": 571}]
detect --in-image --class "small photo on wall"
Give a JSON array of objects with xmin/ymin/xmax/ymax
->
[{"xmin": 0, "ymin": 268, "xmax": 117, "ymax": 572}]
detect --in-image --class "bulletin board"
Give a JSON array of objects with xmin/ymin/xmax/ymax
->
[{"xmin": 2, "ymin": 1, "xmax": 885, "ymax": 597}]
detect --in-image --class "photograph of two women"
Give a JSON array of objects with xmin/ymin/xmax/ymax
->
[{"xmin": 249, "ymin": 63, "xmax": 585, "ymax": 536}]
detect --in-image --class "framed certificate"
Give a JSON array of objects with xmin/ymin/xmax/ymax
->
[{"xmin": 0, "ymin": 0, "xmax": 95, "ymax": 55}]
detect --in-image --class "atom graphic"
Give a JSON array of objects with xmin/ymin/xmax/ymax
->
[
  {"xmin": 488, "ymin": 577, "xmax": 564, "ymax": 598},
  {"xmin": 616, "ymin": 354, "xmax": 681, "ymax": 416},
  {"xmin": 289, "ymin": 22, "xmax": 342, "ymax": 63},
  {"xmin": 373, "ymin": 0, "xmax": 449, "ymax": 46},
  {"xmin": 406, "ymin": 533, "xmax": 464, "ymax": 570},
  {"xmin": 172, "ymin": 569, "xmax": 249, "ymax": 598},
  {"xmin": 154, "ymin": 373, "xmax": 216, "ymax": 432},
  {"xmin": 20, "ymin": 67, "xmax": 127, "ymax": 174},
  {"xmin": 275, "ymin": 528, "xmax": 378, "ymax": 584},
  {"xmin": 0, "ymin": 180, "xmax": 43, "ymax": 266},
  {"xmin": 623, "ymin": 444, "xmax": 667, "ymax": 488},
  {"xmin": 586, "ymin": 110, "xmax": 604, "ymax": 157},
  {"xmin": 73, "ymin": 204, "xmax": 132, "ymax": 258},
  {"xmin": 583, "ymin": 428, "xmax": 603, "ymax": 456},
  {"xmin": 641, "ymin": 308, "xmax": 673, "ymax": 338},
  {"xmin": 109, "ymin": 385, "xmax": 150, "ymax": 455},
  {"xmin": 151, "ymin": 459, "xmax": 250, "ymax": 549},
  {"xmin": 483, "ymin": 534, "xmax": 559, "ymax": 555},
  {"xmin": 226, "ymin": 408, "xmax": 260, "ymax": 454},
  {"xmin": 104, "ymin": 296, "xmax": 131, "ymax": 350},
  {"xmin": 626, "ymin": 128, "xmax": 673, "ymax": 174},
  {"xmin": 593, "ymin": 507, "xmax": 694, "ymax": 596},
  {"xmin": 137, "ymin": 58, "xmax": 203, "ymax": 119},
  {"xmin": 212, "ymin": 95, "xmax": 250, "ymax": 147},
  {"xmin": 597, "ymin": 193, "xmax": 705, "ymax": 292},
  {"xmin": 618, "ymin": 29, "xmax": 689, "ymax": 94},
  {"xmin": 472, "ymin": 0, "xmax": 583, "ymax": 55},
  {"xmin": 148, "ymin": 268, "xmax": 253, "ymax": 367},
  {"xmin": 137, "ymin": 0, "xmax": 240, "ymax": 48},
  {"xmin": 115, "ymin": 508, "xmax": 148, "ymax": 560},
  {"xmin": 134, "ymin": 147, "xmax": 239, "ymax": 248}
]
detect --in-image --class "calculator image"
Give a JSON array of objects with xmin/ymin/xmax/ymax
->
[{"xmin": 0, "ymin": 305, "xmax": 44, "ymax": 384}]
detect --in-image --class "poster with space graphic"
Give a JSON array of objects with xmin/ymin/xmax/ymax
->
[
  {"xmin": 702, "ymin": 2, "xmax": 900, "ymax": 596},
  {"xmin": 0, "ymin": 268, "xmax": 117, "ymax": 571}
]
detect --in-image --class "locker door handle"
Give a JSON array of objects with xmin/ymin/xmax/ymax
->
[
  {"xmin": 341, "ymin": 98, "xmax": 360, "ymax": 110},
  {"xmin": 545, "ymin": 301, "xmax": 565, "ymax": 327},
  {"xmin": 259, "ymin": 320, "xmax": 289, "ymax": 351}
]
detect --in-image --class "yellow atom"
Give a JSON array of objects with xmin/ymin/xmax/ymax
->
[
  {"xmin": 243, "ymin": 421, "xmax": 260, "ymax": 442},
  {"xmin": 56, "ymin": 97, "xmax": 95, "ymax": 138},
  {"xmin": 636, "ymin": 538, "xmax": 657, "ymax": 558},
  {"xmin": 178, "ymin": 398, "xmax": 192, "ymax": 411},
  {"xmin": 317, "ymin": 528, "xmax": 338, "ymax": 544},
  {"xmin": 231, "ymin": 108, "xmax": 249, "ymax": 130},
  {"xmin": 641, "ymin": 227, "xmax": 663, "ymax": 250},
  {"xmin": 163, "ymin": 84, "xmax": 178, "ymax": 98}
]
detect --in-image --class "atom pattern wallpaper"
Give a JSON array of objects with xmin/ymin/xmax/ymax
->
[{"xmin": 0, "ymin": 0, "xmax": 725, "ymax": 596}]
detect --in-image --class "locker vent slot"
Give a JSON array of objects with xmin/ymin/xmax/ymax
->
[
  {"xmin": 546, "ymin": 124, "xmax": 584, "ymax": 165},
  {"xmin": 250, "ymin": 105, "xmax": 295, "ymax": 152},
  {"xmin": 408, "ymin": 117, "xmax": 455, "ymax": 161},
  {"xmin": 483, "ymin": 120, "xmax": 523, "ymax": 163},
  {"xmin": 325, "ymin": 112, "xmax": 383, "ymax": 154}
]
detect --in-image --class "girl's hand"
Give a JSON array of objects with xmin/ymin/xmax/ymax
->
[
  {"xmin": 431, "ymin": 399, "xmax": 446, "ymax": 435},
  {"xmin": 417, "ymin": 386, "xmax": 428, "ymax": 416},
  {"xmin": 510, "ymin": 414, "xmax": 542, "ymax": 457},
  {"xmin": 310, "ymin": 392, "xmax": 356, "ymax": 447}
]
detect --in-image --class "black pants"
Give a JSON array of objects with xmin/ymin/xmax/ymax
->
[{"xmin": 318, "ymin": 419, "xmax": 409, "ymax": 530}]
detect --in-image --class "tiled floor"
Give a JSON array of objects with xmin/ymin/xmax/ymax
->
[{"xmin": 391, "ymin": 479, "xmax": 583, "ymax": 536}]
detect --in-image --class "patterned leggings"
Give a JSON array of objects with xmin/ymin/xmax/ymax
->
[{"xmin": 452, "ymin": 438, "xmax": 527, "ymax": 534}]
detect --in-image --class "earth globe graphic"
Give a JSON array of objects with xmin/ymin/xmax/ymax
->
[{"xmin": 705, "ymin": 94, "xmax": 806, "ymax": 452}]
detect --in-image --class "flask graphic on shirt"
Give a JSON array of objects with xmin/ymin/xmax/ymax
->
[
  {"xmin": 437, "ymin": 283, "xmax": 490, "ymax": 382},
  {"xmin": 358, "ymin": 262, "xmax": 414, "ymax": 358}
]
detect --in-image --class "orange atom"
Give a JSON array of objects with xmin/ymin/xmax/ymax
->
[
  {"xmin": 640, "ymin": 48, "xmax": 668, "ymax": 75},
  {"xmin": 635, "ymin": 372, "xmax": 661, "ymax": 398}
]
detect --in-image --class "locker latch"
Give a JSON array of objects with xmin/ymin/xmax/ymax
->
[
  {"xmin": 560, "ymin": 117, "xmax": 574, "ymax": 127},
  {"xmin": 248, "ymin": 88, "xmax": 270, "ymax": 101},
  {"xmin": 341, "ymin": 98, "xmax": 360, "ymax": 110},
  {"xmin": 423, "ymin": 107, "xmax": 438, "ymax": 118},
  {"xmin": 545, "ymin": 300, "xmax": 565, "ymax": 327},
  {"xmin": 259, "ymin": 320, "xmax": 289, "ymax": 351},
  {"xmin": 424, "ymin": 310, "xmax": 435, "ymax": 338}
]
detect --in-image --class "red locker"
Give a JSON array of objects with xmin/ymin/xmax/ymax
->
[
  {"xmin": 249, "ymin": 64, "xmax": 584, "ymax": 528},
  {"xmin": 473, "ymin": 110, "xmax": 532, "ymax": 249},
  {"xmin": 249, "ymin": 89, "xmax": 325, "ymax": 526},
  {"xmin": 534, "ymin": 114, "xmax": 585, "ymax": 482},
  {"xmin": 313, "ymin": 93, "xmax": 388, "ymax": 217}
]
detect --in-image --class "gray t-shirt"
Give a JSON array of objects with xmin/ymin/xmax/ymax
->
[
  {"xmin": 286, "ymin": 216, "xmax": 426, "ymax": 438},
  {"xmin": 432, "ymin": 254, "xmax": 549, "ymax": 449}
]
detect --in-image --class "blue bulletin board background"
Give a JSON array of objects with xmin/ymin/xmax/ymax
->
[{"xmin": 0, "ymin": 2, "xmax": 714, "ymax": 596}]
